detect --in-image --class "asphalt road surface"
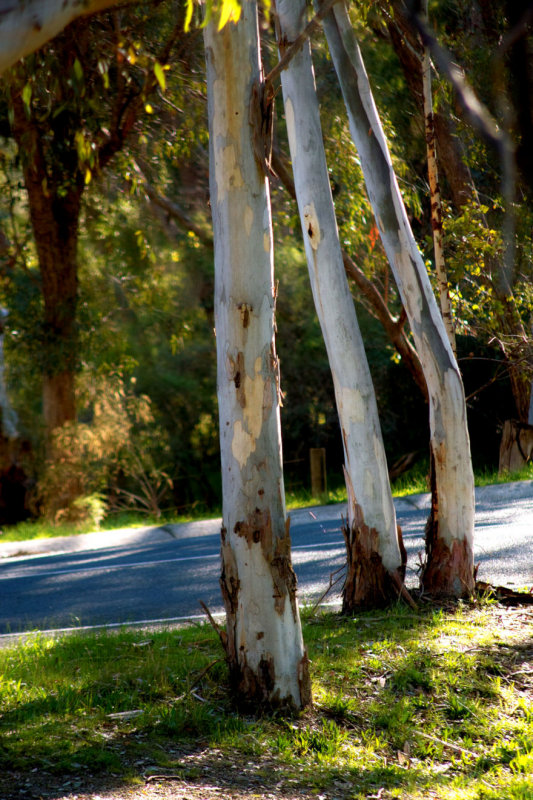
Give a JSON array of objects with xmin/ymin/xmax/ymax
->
[{"xmin": 0, "ymin": 481, "xmax": 531, "ymax": 636}]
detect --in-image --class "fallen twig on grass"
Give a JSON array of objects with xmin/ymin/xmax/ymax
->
[
  {"xmin": 310, "ymin": 565, "xmax": 345, "ymax": 614},
  {"xmin": 199, "ymin": 600, "xmax": 228, "ymax": 651},
  {"xmin": 416, "ymin": 730, "xmax": 480, "ymax": 759}
]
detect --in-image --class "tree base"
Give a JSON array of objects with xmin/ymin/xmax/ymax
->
[
  {"xmin": 341, "ymin": 502, "xmax": 408, "ymax": 613},
  {"xmin": 422, "ymin": 523, "xmax": 475, "ymax": 598},
  {"xmin": 219, "ymin": 517, "xmax": 312, "ymax": 712}
]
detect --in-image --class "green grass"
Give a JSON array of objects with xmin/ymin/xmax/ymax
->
[
  {"xmin": 0, "ymin": 604, "xmax": 531, "ymax": 799},
  {"xmin": 1, "ymin": 463, "xmax": 532, "ymax": 543}
]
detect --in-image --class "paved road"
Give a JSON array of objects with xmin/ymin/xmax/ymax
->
[{"xmin": 0, "ymin": 481, "xmax": 531, "ymax": 637}]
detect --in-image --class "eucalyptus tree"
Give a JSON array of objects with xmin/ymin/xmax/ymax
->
[
  {"xmin": 320, "ymin": 0, "xmax": 475, "ymax": 598},
  {"xmin": 274, "ymin": 0, "xmax": 410, "ymax": 610},
  {"xmin": 204, "ymin": 1, "xmax": 311, "ymax": 708}
]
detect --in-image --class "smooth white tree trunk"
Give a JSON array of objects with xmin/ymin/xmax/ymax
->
[
  {"xmin": 321, "ymin": 1, "xmax": 475, "ymax": 597},
  {"xmin": 276, "ymin": 0, "xmax": 407, "ymax": 610},
  {"xmin": 204, "ymin": 2, "xmax": 310, "ymax": 708},
  {"xmin": 0, "ymin": 0, "xmax": 129, "ymax": 73}
]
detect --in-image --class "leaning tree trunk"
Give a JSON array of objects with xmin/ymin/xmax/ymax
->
[
  {"xmin": 321, "ymin": 0, "xmax": 475, "ymax": 598},
  {"xmin": 275, "ymin": 0, "xmax": 408, "ymax": 611},
  {"xmin": 204, "ymin": 2, "xmax": 311, "ymax": 709}
]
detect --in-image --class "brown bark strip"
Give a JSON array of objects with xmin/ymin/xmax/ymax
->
[
  {"xmin": 385, "ymin": 0, "xmax": 476, "ymax": 211},
  {"xmin": 421, "ymin": 0, "xmax": 456, "ymax": 355},
  {"xmin": 342, "ymin": 501, "xmax": 412, "ymax": 612},
  {"xmin": 250, "ymin": 80, "xmax": 276, "ymax": 178}
]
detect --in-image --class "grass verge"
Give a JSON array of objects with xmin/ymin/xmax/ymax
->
[
  {"xmin": 0, "ymin": 601, "xmax": 531, "ymax": 799},
  {"xmin": 2, "ymin": 463, "xmax": 532, "ymax": 543}
]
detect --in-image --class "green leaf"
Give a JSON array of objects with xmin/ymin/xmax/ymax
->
[
  {"xmin": 73, "ymin": 58, "xmax": 83, "ymax": 83},
  {"xmin": 184, "ymin": 0, "xmax": 194, "ymax": 33},
  {"xmin": 21, "ymin": 83, "xmax": 32, "ymax": 112},
  {"xmin": 154, "ymin": 61, "xmax": 166, "ymax": 92}
]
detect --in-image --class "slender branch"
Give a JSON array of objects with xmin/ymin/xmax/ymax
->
[
  {"xmin": 130, "ymin": 159, "xmax": 213, "ymax": 248},
  {"xmin": 264, "ymin": 0, "xmax": 339, "ymax": 90}
]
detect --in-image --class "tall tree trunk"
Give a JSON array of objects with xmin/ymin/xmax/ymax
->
[
  {"xmin": 10, "ymin": 86, "xmax": 80, "ymax": 438},
  {"xmin": 271, "ymin": 145, "xmax": 429, "ymax": 402},
  {"xmin": 204, "ymin": 2, "xmax": 311, "ymax": 709},
  {"xmin": 321, "ymin": 1, "xmax": 475, "ymax": 599},
  {"xmin": 33, "ymin": 191, "xmax": 80, "ymax": 433},
  {"xmin": 275, "ymin": 0, "xmax": 408, "ymax": 611}
]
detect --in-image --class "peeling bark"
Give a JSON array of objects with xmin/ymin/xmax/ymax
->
[
  {"xmin": 342, "ymin": 503, "xmax": 407, "ymax": 611},
  {"xmin": 205, "ymin": 1, "xmax": 310, "ymax": 710}
]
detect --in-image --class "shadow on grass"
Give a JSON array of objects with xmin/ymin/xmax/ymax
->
[{"xmin": 0, "ymin": 605, "xmax": 531, "ymax": 800}]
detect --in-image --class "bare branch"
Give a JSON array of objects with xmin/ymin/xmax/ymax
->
[
  {"xmin": 264, "ymin": 0, "xmax": 339, "ymax": 90},
  {"xmin": 131, "ymin": 159, "xmax": 214, "ymax": 248}
]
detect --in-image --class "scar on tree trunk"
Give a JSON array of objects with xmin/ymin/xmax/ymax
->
[
  {"xmin": 218, "ymin": 517, "xmax": 310, "ymax": 710},
  {"xmin": 421, "ymin": 452, "xmax": 475, "ymax": 598}
]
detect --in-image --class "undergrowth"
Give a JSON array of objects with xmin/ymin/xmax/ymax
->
[
  {"xmin": 2, "ymin": 464, "xmax": 532, "ymax": 543},
  {"xmin": 0, "ymin": 603, "xmax": 531, "ymax": 799}
]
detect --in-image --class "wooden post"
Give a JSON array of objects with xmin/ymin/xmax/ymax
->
[{"xmin": 310, "ymin": 447, "xmax": 327, "ymax": 498}]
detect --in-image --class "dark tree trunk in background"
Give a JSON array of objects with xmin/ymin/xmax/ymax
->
[
  {"xmin": 10, "ymin": 83, "xmax": 81, "ymax": 439},
  {"xmin": 32, "ymin": 189, "xmax": 80, "ymax": 433}
]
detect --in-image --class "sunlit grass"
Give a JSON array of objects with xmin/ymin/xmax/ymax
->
[{"xmin": 0, "ymin": 604, "xmax": 531, "ymax": 799}]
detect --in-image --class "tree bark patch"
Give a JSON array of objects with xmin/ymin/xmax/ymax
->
[{"xmin": 342, "ymin": 503, "xmax": 406, "ymax": 612}]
